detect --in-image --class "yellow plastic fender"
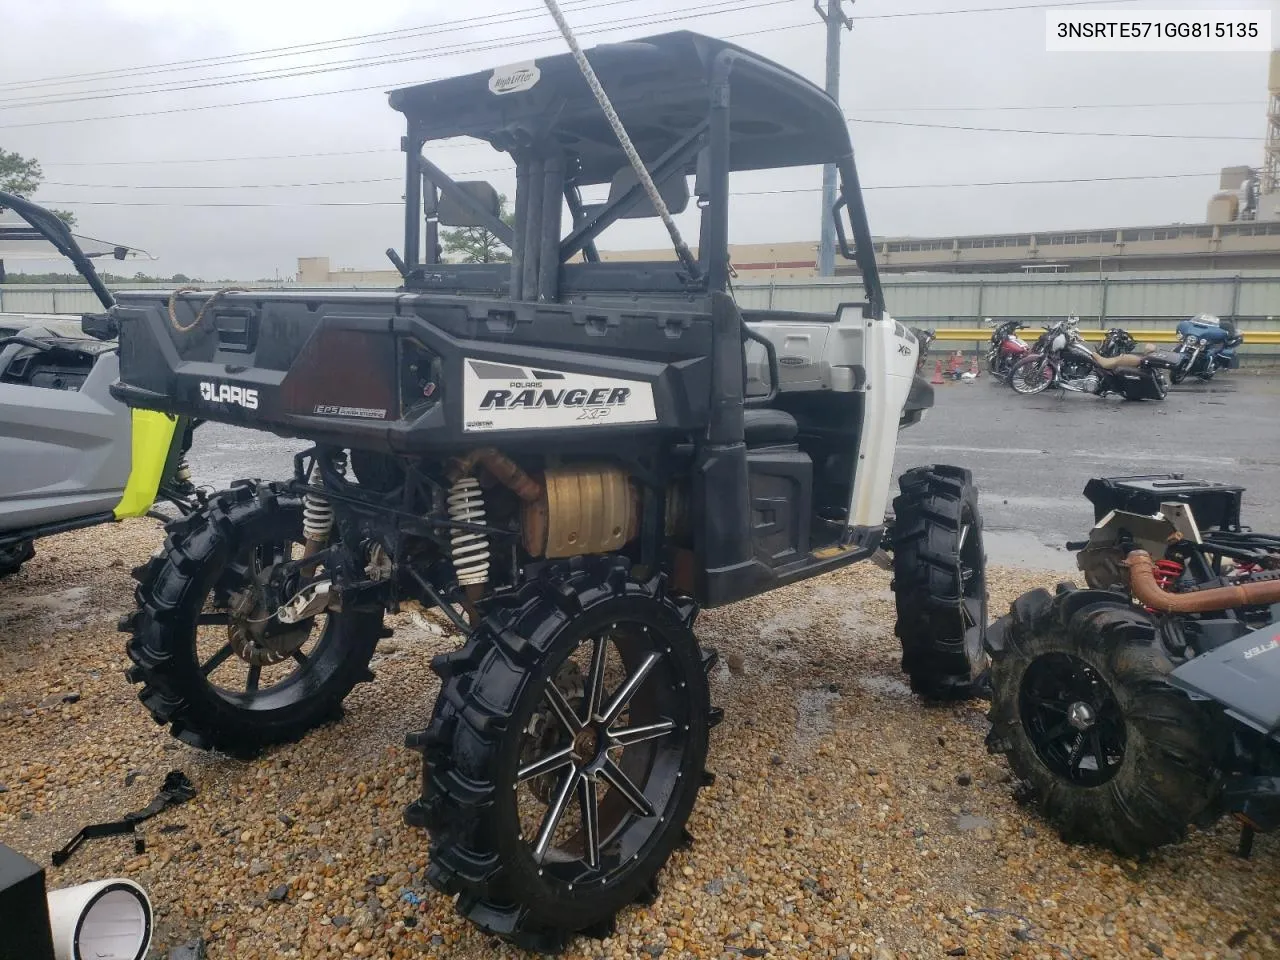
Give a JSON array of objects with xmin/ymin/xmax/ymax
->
[{"xmin": 113, "ymin": 410, "xmax": 180, "ymax": 519}]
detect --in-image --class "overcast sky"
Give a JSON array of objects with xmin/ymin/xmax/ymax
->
[{"xmin": 3, "ymin": 0, "xmax": 1277, "ymax": 279}]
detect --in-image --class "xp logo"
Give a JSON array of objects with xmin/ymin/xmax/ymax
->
[{"xmin": 199, "ymin": 381, "xmax": 259, "ymax": 410}]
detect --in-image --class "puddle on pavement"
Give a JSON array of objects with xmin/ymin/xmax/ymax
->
[{"xmin": 0, "ymin": 586, "xmax": 96, "ymax": 631}]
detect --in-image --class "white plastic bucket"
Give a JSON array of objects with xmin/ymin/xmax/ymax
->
[{"xmin": 46, "ymin": 879, "xmax": 152, "ymax": 960}]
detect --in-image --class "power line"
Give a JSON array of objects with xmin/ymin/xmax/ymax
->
[
  {"xmin": 0, "ymin": 0, "xmax": 782, "ymax": 112},
  {"xmin": 852, "ymin": 100, "xmax": 1265, "ymax": 113},
  {"xmin": 42, "ymin": 149, "xmax": 399, "ymax": 167},
  {"xmin": 2, "ymin": 0, "xmax": 1147, "ymax": 96},
  {"xmin": 0, "ymin": 0, "xmax": 1159, "ymax": 128},
  {"xmin": 0, "ymin": 0, "xmax": 636, "ymax": 93},
  {"xmin": 0, "ymin": 6, "xmax": 797, "ymax": 129},
  {"xmin": 37, "ymin": 98, "xmax": 1268, "ymax": 170},
  {"xmin": 36, "ymin": 170, "xmax": 1224, "ymax": 207},
  {"xmin": 847, "ymin": 116, "xmax": 1265, "ymax": 142},
  {"xmin": 851, "ymin": 0, "xmax": 1146, "ymax": 19}
]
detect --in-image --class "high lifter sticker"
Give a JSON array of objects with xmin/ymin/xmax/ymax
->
[{"xmin": 462, "ymin": 359, "xmax": 657, "ymax": 433}]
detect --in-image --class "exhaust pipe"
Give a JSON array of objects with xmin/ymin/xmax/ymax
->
[{"xmin": 1125, "ymin": 550, "xmax": 1280, "ymax": 613}]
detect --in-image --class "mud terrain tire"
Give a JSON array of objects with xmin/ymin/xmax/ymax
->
[
  {"xmin": 406, "ymin": 558, "xmax": 716, "ymax": 952},
  {"xmin": 121, "ymin": 481, "xmax": 383, "ymax": 753},
  {"xmin": 986, "ymin": 586, "xmax": 1218, "ymax": 855},
  {"xmin": 891, "ymin": 465, "xmax": 988, "ymax": 699}
]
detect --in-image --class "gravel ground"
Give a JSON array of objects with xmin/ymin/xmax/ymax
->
[{"xmin": 2, "ymin": 520, "xmax": 1277, "ymax": 960}]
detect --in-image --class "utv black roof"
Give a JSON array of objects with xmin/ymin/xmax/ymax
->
[{"xmin": 388, "ymin": 31, "xmax": 853, "ymax": 183}]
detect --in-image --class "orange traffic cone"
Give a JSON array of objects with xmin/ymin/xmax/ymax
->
[
  {"xmin": 930, "ymin": 359, "xmax": 945, "ymax": 385},
  {"xmin": 969, "ymin": 355, "xmax": 979, "ymax": 376},
  {"xmin": 947, "ymin": 351, "xmax": 963, "ymax": 375}
]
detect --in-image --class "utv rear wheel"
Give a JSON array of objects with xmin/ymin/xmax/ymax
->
[
  {"xmin": 891, "ymin": 465, "xmax": 988, "ymax": 700},
  {"xmin": 985, "ymin": 587, "xmax": 1217, "ymax": 855},
  {"xmin": 0, "ymin": 539, "xmax": 34, "ymax": 579},
  {"xmin": 121, "ymin": 481, "xmax": 383, "ymax": 753},
  {"xmin": 407, "ymin": 559, "xmax": 715, "ymax": 952}
]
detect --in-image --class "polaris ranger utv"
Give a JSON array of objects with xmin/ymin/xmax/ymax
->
[
  {"xmin": 110, "ymin": 31, "xmax": 986, "ymax": 949},
  {"xmin": 0, "ymin": 191, "xmax": 195, "ymax": 579}
]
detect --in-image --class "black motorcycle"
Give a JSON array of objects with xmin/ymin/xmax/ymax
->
[
  {"xmin": 1098, "ymin": 327, "xmax": 1139, "ymax": 358},
  {"xmin": 1010, "ymin": 317, "xmax": 1178, "ymax": 401}
]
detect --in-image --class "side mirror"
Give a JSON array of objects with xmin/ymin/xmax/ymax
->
[{"xmin": 437, "ymin": 181, "xmax": 502, "ymax": 228}]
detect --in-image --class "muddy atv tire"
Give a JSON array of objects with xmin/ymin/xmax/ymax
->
[
  {"xmin": 406, "ymin": 558, "xmax": 717, "ymax": 952},
  {"xmin": 0, "ymin": 539, "xmax": 34, "ymax": 579},
  {"xmin": 120, "ymin": 481, "xmax": 383, "ymax": 753},
  {"xmin": 985, "ymin": 586, "xmax": 1217, "ymax": 855},
  {"xmin": 891, "ymin": 465, "xmax": 988, "ymax": 700}
]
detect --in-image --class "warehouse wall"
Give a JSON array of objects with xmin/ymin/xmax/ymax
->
[{"xmin": 4, "ymin": 271, "xmax": 1278, "ymax": 354}]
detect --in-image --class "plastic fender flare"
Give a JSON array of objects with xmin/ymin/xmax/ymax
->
[{"xmin": 113, "ymin": 410, "xmax": 179, "ymax": 519}]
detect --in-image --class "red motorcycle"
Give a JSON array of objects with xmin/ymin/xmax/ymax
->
[{"xmin": 984, "ymin": 318, "xmax": 1030, "ymax": 382}]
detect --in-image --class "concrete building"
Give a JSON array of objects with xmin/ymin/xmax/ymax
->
[{"xmin": 298, "ymin": 217, "xmax": 1280, "ymax": 285}]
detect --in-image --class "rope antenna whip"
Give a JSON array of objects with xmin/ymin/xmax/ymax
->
[{"xmin": 540, "ymin": 0, "xmax": 702, "ymax": 281}]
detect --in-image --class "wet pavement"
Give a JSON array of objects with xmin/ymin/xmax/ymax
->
[
  {"xmin": 893, "ymin": 372, "xmax": 1280, "ymax": 568},
  {"xmin": 187, "ymin": 371, "xmax": 1280, "ymax": 572}
]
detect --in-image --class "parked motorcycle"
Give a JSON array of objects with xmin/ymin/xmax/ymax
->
[
  {"xmin": 1098, "ymin": 327, "xmax": 1139, "ymax": 358},
  {"xmin": 983, "ymin": 318, "xmax": 1030, "ymax": 381},
  {"xmin": 1009, "ymin": 317, "xmax": 1179, "ymax": 401},
  {"xmin": 1171, "ymin": 314, "xmax": 1243, "ymax": 383}
]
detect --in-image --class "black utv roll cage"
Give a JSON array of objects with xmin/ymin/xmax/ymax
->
[{"xmin": 388, "ymin": 31, "xmax": 884, "ymax": 315}]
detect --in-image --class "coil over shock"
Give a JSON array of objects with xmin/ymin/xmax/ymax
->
[
  {"xmin": 447, "ymin": 477, "xmax": 490, "ymax": 587},
  {"xmin": 303, "ymin": 452, "xmax": 346, "ymax": 551}
]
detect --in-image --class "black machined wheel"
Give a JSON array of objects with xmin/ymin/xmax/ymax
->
[
  {"xmin": 1010, "ymin": 356, "xmax": 1053, "ymax": 395},
  {"xmin": 985, "ymin": 586, "xmax": 1218, "ymax": 855},
  {"xmin": 1019, "ymin": 652, "xmax": 1126, "ymax": 787},
  {"xmin": 407, "ymin": 558, "xmax": 717, "ymax": 952},
  {"xmin": 891, "ymin": 465, "xmax": 988, "ymax": 700},
  {"xmin": 121, "ymin": 481, "xmax": 384, "ymax": 752},
  {"xmin": 1170, "ymin": 362, "xmax": 1189, "ymax": 385},
  {"xmin": 0, "ymin": 539, "xmax": 34, "ymax": 579}
]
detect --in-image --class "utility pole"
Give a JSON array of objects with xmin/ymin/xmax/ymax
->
[{"xmin": 813, "ymin": 0, "xmax": 852, "ymax": 278}]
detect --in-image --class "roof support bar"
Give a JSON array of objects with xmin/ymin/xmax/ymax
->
[
  {"xmin": 403, "ymin": 131, "xmax": 423, "ymax": 269},
  {"xmin": 558, "ymin": 121, "xmax": 707, "ymax": 264},
  {"xmin": 521, "ymin": 157, "xmax": 545, "ymax": 300},
  {"xmin": 537, "ymin": 153, "xmax": 565, "ymax": 301},
  {"xmin": 836, "ymin": 155, "xmax": 885, "ymax": 318},
  {"xmin": 418, "ymin": 153, "xmax": 516, "ymax": 248}
]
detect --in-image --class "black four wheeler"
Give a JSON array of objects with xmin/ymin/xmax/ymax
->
[
  {"xmin": 108, "ymin": 32, "xmax": 987, "ymax": 949},
  {"xmin": 987, "ymin": 475, "xmax": 1280, "ymax": 857}
]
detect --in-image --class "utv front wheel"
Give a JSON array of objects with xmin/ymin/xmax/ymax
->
[
  {"xmin": 121, "ymin": 481, "xmax": 383, "ymax": 752},
  {"xmin": 985, "ymin": 587, "xmax": 1217, "ymax": 855},
  {"xmin": 890, "ymin": 465, "xmax": 988, "ymax": 700},
  {"xmin": 408, "ymin": 559, "xmax": 715, "ymax": 952}
]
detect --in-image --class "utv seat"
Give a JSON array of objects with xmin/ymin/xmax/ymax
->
[{"xmin": 744, "ymin": 408, "xmax": 798, "ymax": 446}]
